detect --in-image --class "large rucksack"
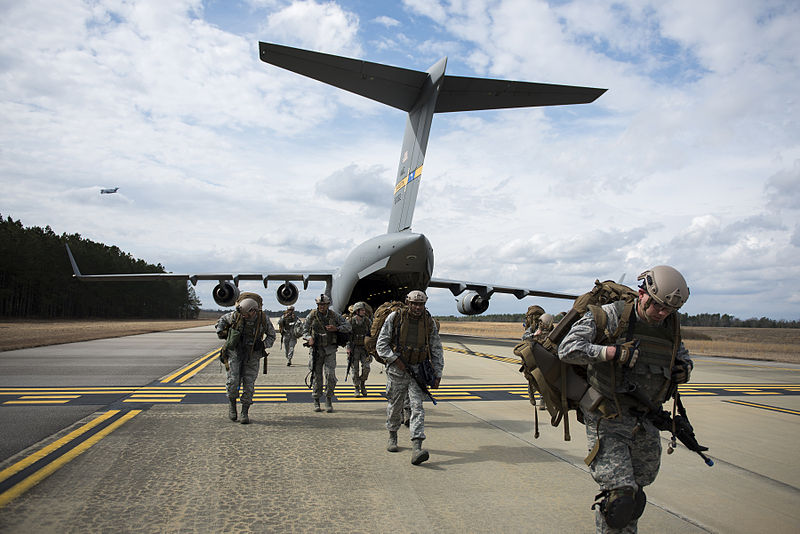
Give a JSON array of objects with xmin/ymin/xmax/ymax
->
[
  {"xmin": 514, "ymin": 280, "xmax": 638, "ymax": 441},
  {"xmin": 364, "ymin": 301, "xmax": 405, "ymax": 364},
  {"xmin": 523, "ymin": 305, "xmax": 545, "ymax": 330}
]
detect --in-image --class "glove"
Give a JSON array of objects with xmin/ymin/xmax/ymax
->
[
  {"xmin": 216, "ymin": 330, "xmax": 227, "ymax": 340},
  {"xmin": 672, "ymin": 359, "xmax": 692, "ymax": 384},
  {"xmin": 614, "ymin": 340, "xmax": 640, "ymax": 368}
]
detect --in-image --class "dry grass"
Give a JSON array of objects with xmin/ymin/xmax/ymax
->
[
  {"xmin": 0, "ymin": 319, "xmax": 215, "ymax": 351},
  {"xmin": 437, "ymin": 321, "xmax": 800, "ymax": 364}
]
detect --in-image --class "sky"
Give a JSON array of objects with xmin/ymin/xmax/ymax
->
[{"xmin": 1, "ymin": 0, "xmax": 799, "ymax": 320}]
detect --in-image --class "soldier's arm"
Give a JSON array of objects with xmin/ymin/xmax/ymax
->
[
  {"xmin": 429, "ymin": 321, "xmax": 444, "ymax": 376},
  {"xmin": 376, "ymin": 312, "xmax": 398, "ymax": 365},
  {"xmin": 215, "ymin": 312, "xmax": 234, "ymax": 337},
  {"xmin": 335, "ymin": 312, "xmax": 352, "ymax": 333},
  {"xmin": 263, "ymin": 317, "xmax": 277, "ymax": 348},
  {"xmin": 557, "ymin": 309, "xmax": 607, "ymax": 364}
]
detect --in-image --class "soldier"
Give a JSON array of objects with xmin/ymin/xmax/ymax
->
[
  {"xmin": 303, "ymin": 293, "xmax": 351, "ymax": 413},
  {"xmin": 347, "ymin": 302, "xmax": 372, "ymax": 397},
  {"xmin": 377, "ymin": 290, "xmax": 444, "ymax": 465},
  {"xmin": 558, "ymin": 266, "xmax": 693, "ymax": 533},
  {"xmin": 522, "ymin": 311, "xmax": 554, "ymax": 343},
  {"xmin": 215, "ymin": 296, "xmax": 276, "ymax": 425},
  {"xmin": 277, "ymin": 305, "xmax": 300, "ymax": 366}
]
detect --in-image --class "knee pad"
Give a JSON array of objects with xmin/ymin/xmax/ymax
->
[
  {"xmin": 592, "ymin": 487, "xmax": 636, "ymax": 529},
  {"xmin": 632, "ymin": 487, "xmax": 646, "ymax": 520}
]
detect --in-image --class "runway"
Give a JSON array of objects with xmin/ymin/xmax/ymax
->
[{"xmin": 0, "ymin": 325, "xmax": 798, "ymax": 532}]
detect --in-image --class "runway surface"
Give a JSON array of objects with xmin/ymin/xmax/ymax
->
[{"xmin": 0, "ymin": 325, "xmax": 798, "ymax": 532}]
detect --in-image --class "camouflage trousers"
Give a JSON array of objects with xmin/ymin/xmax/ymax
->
[
  {"xmin": 225, "ymin": 349, "xmax": 261, "ymax": 405},
  {"xmin": 309, "ymin": 345, "xmax": 338, "ymax": 399},
  {"xmin": 385, "ymin": 364, "xmax": 427, "ymax": 441},
  {"xmin": 584, "ymin": 410, "xmax": 662, "ymax": 534},
  {"xmin": 349, "ymin": 346, "xmax": 371, "ymax": 388},
  {"xmin": 282, "ymin": 336, "xmax": 296, "ymax": 361}
]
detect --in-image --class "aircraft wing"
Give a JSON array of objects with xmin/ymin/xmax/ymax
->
[
  {"xmin": 428, "ymin": 277, "xmax": 577, "ymax": 301},
  {"xmin": 65, "ymin": 244, "xmax": 333, "ymax": 288}
]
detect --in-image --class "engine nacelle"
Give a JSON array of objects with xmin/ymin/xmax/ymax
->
[
  {"xmin": 456, "ymin": 291, "xmax": 490, "ymax": 315},
  {"xmin": 276, "ymin": 282, "xmax": 299, "ymax": 306},
  {"xmin": 213, "ymin": 281, "xmax": 240, "ymax": 307}
]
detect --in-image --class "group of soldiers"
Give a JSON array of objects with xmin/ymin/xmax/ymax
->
[
  {"xmin": 215, "ymin": 265, "xmax": 694, "ymax": 533},
  {"xmin": 215, "ymin": 289, "xmax": 443, "ymax": 466}
]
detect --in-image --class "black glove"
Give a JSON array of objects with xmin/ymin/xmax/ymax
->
[
  {"xmin": 614, "ymin": 340, "xmax": 640, "ymax": 367},
  {"xmin": 672, "ymin": 359, "xmax": 692, "ymax": 384}
]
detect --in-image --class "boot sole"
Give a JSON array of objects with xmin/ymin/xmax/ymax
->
[{"xmin": 411, "ymin": 451, "xmax": 429, "ymax": 465}]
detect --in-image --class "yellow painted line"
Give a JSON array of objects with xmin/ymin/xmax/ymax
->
[
  {"xmin": 432, "ymin": 396, "xmax": 482, "ymax": 400},
  {"xmin": 3, "ymin": 400, "xmax": 73, "ymax": 405},
  {"xmin": 679, "ymin": 392, "xmax": 717, "ymax": 395},
  {"xmin": 725, "ymin": 400, "xmax": 800, "ymax": 415},
  {"xmin": 18, "ymin": 396, "xmax": 79, "ymax": 400},
  {"xmin": 744, "ymin": 392, "xmax": 782, "ymax": 395},
  {"xmin": 123, "ymin": 398, "xmax": 183, "ymax": 403},
  {"xmin": 176, "ymin": 352, "xmax": 219, "ymax": 383},
  {"xmin": 0, "ymin": 410, "xmax": 140, "ymax": 508},
  {"xmin": 0, "ymin": 411, "xmax": 119, "ymax": 485},
  {"xmin": 160, "ymin": 348, "xmax": 220, "ymax": 383}
]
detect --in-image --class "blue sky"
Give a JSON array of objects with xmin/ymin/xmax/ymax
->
[{"xmin": 1, "ymin": 0, "xmax": 798, "ymax": 320}]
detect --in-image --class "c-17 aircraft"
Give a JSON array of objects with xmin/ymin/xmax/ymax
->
[
  {"xmin": 66, "ymin": 42, "xmax": 606, "ymax": 315},
  {"xmin": 100, "ymin": 187, "xmax": 119, "ymax": 194}
]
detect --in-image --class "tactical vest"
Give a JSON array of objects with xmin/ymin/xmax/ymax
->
[
  {"xmin": 391, "ymin": 309, "xmax": 433, "ymax": 365},
  {"xmin": 279, "ymin": 313, "xmax": 297, "ymax": 333},
  {"xmin": 587, "ymin": 306, "xmax": 677, "ymax": 414},
  {"xmin": 226, "ymin": 312, "xmax": 265, "ymax": 355},
  {"xmin": 308, "ymin": 310, "xmax": 337, "ymax": 346},
  {"xmin": 349, "ymin": 315, "xmax": 369, "ymax": 346}
]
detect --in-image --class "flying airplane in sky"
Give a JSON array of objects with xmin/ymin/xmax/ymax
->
[
  {"xmin": 100, "ymin": 187, "xmax": 119, "ymax": 194},
  {"xmin": 66, "ymin": 42, "xmax": 606, "ymax": 314}
]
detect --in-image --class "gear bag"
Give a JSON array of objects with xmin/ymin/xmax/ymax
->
[
  {"xmin": 364, "ymin": 301, "xmax": 405, "ymax": 364},
  {"xmin": 514, "ymin": 280, "xmax": 638, "ymax": 440}
]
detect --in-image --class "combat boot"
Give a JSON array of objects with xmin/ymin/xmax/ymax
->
[
  {"xmin": 240, "ymin": 404, "xmax": 250, "ymax": 425},
  {"xmin": 354, "ymin": 385, "xmax": 362, "ymax": 398},
  {"xmin": 325, "ymin": 397, "xmax": 334, "ymax": 413},
  {"xmin": 313, "ymin": 399, "xmax": 322, "ymax": 412},
  {"xmin": 360, "ymin": 383, "xmax": 367, "ymax": 397},
  {"xmin": 386, "ymin": 431, "xmax": 399, "ymax": 452},
  {"xmin": 228, "ymin": 398, "xmax": 238, "ymax": 422},
  {"xmin": 411, "ymin": 438, "xmax": 429, "ymax": 465}
]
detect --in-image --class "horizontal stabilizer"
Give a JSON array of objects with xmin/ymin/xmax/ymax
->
[
  {"xmin": 436, "ymin": 75, "xmax": 606, "ymax": 112},
  {"xmin": 259, "ymin": 42, "xmax": 426, "ymax": 112}
]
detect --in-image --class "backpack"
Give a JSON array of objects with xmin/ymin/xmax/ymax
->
[
  {"xmin": 364, "ymin": 301, "xmax": 405, "ymax": 364},
  {"xmin": 514, "ymin": 280, "xmax": 638, "ymax": 441}
]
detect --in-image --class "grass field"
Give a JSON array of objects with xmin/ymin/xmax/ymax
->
[{"xmin": 1, "ymin": 319, "xmax": 798, "ymax": 364}]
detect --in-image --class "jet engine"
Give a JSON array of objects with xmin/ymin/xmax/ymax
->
[
  {"xmin": 276, "ymin": 282, "xmax": 299, "ymax": 306},
  {"xmin": 213, "ymin": 281, "xmax": 239, "ymax": 307},
  {"xmin": 456, "ymin": 291, "xmax": 490, "ymax": 315}
]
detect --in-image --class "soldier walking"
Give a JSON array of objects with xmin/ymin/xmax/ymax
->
[
  {"xmin": 303, "ymin": 294, "xmax": 351, "ymax": 413},
  {"xmin": 376, "ymin": 290, "xmax": 443, "ymax": 465},
  {"xmin": 215, "ymin": 295, "xmax": 276, "ymax": 424},
  {"xmin": 277, "ymin": 305, "xmax": 300, "ymax": 366},
  {"xmin": 558, "ymin": 266, "xmax": 693, "ymax": 533},
  {"xmin": 347, "ymin": 302, "xmax": 372, "ymax": 397}
]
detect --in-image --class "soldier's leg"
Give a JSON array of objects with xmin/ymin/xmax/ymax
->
[
  {"xmin": 352, "ymin": 355, "xmax": 362, "ymax": 395},
  {"xmin": 239, "ymin": 357, "xmax": 260, "ymax": 424},
  {"xmin": 286, "ymin": 338, "xmax": 296, "ymax": 365},
  {"xmin": 584, "ymin": 411, "xmax": 639, "ymax": 534},
  {"xmin": 359, "ymin": 351, "xmax": 370, "ymax": 395},
  {"xmin": 225, "ymin": 351, "xmax": 242, "ymax": 421},
  {"xmin": 323, "ymin": 348, "xmax": 338, "ymax": 398},
  {"xmin": 407, "ymin": 377, "xmax": 427, "ymax": 442},
  {"xmin": 385, "ymin": 367, "xmax": 411, "ymax": 432}
]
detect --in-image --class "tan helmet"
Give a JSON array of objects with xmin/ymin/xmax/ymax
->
[
  {"xmin": 315, "ymin": 294, "xmax": 331, "ymax": 305},
  {"xmin": 237, "ymin": 298, "xmax": 259, "ymax": 314},
  {"xmin": 406, "ymin": 290, "xmax": 428, "ymax": 303},
  {"xmin": 352, "ymin": 301, "xmax": 367, "ymax": 312},
  {"xmin": 287, "ymin": 305, "xmax": 295, "ymax": 311},
  {"xmin": 540, "ymin": 313, "xmax": 554, "ymax": 328},
  {"xmin": 637, "ymin": 265, "xmax": 690, "ymax": 309}
]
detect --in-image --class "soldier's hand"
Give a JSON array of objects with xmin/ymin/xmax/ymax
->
[
  {"xmin": 672, "ymin": 359, "xmax": 692, "ymax": 384},
  {"xmin": 216, "ymin": 330, "xmax": 227, "ymax": 339},
  {"xmin": 306, "ymin": 338, "xmax": 314, "ymax": 346},
  {"xmin": 325, "ymin": 325, "xmax": 337, "ymax": 332},
  {"xmin": 432, "ymin": 377, "xmax": 441, "ymax": 389},
  {"xmin": 393, "ymin": 358, "xmax": 406, "ymax": 372},
  {"xmin": 614, "ymin": 340, "xmax": 640, "ymax": 368}
]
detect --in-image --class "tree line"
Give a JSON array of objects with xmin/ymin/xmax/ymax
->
[{"xmin": 0, "ymin": 215, "xmax": 200, "ymax": 319}]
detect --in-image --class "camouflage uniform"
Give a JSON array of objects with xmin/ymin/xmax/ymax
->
[
  {"xmin": 377, "ymin": 310, "xmax": 444, "ymax": 442},
  {"xmin": 303, "ymin": 308, "xmax": 351, "ymax": 401},
  {"xmin": 347, "ymin": 313, "xmax": 372, "ymax": 396},
  {"xmin": 277, "ymin": 311, "xmax": 300, "ymax": 365},
  {"xmin": 216, "ymin": 310, "xmax": 276, "ymax": 406},
  {"xmin": 558, "ymin": 300, "xmax": 692, "ymax": 534}
]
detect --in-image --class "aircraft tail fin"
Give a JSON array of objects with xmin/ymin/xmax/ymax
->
[{"xmin": 258, "ymin": 42, "xmax": 606, "ymax": 233}]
